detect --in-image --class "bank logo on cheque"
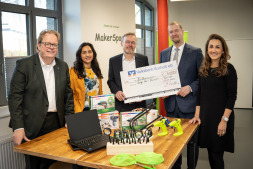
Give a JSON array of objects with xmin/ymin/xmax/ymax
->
[{"xmin": 128, "ymin": 70, "xmax": 136, "ymax": 77}]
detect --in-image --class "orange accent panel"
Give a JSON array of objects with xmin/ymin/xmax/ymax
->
[{"xmin": 157, "ymin": 0, "xmax": 168, "ymax": 117}]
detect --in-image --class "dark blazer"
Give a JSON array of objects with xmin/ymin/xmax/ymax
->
[
  {"xmin": 160, "ymin": 43, "xmax": 203, "ymax": 114},
  {"xmin": 8, "ymin": 53, "xmax": 74, "ymax": 139},
  {"xmin": 107, "ymin": 53, "xmax": 149, "ymax": 111}
]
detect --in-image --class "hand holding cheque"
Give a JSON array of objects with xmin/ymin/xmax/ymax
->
[
  {"xmin": 120, "ymin": 61, "xmax": 181, "ymax": 103},
  {"xmin": 163, "ymin": 84, "xmax": 191, "ymax": 99},
  {"xmin": 115, "ymin": 91, "xmax": 126, "ymax": 101}
]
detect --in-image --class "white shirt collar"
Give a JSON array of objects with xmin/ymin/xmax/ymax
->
[
  {"xmin": 122, "ymin": 54, "xmax": 135, "ymax": 61},
  {"xmin": 172, "ymin": 42, "xmax": 185, "ymax": 51},
  {"xmin": 38, "ymin": 54, "xmax": 56, "ymax": 68}
]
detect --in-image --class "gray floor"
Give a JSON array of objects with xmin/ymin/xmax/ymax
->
[{"xmin": 182, "ymin": 108, "xmax": 253, "ymax": 169}]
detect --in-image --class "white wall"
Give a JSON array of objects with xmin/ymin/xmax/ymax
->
[
  {"xmin": 227, "ymin": 39, "xmax": 253, "ymax": 108},
  {"xmin": 81, "ymin": 0, "xmax": 135, "ymax": 94},
  {"xmin": 62, "ymin": 0, "xmax": 82, "ymax": 67},
  {"xmin": 0, "ymin": 106, "xmax": 12, "ymax": 137},
  {"xmin": 167, "ymin": 0, "xmax": 253, "ymax": 49},
  {"xmin": 63, "ymin": 0, "xmax": 135, "ymax": 94},
  {"xmin": 0, "ymin": 116, "xmax": 12, "ymax": 136}
]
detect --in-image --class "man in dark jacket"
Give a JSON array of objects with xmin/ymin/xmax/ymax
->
[
  {"xmin": 8, "ymin": 29, "xmax": 74, "ymax": 169},
  {"xmin": 107, "ymin": 32, "xmax": 149, "ymax": 112}
]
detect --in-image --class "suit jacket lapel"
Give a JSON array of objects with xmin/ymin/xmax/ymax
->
[
  {"xmin": 167, "ymin": 47, "xmax": 172, "ymax": 62},
  {"xmin": 117, "ymin": 55, "xmax": 123, "ymax": 72},
  {"xmin": 135, "ymin": 54, "xmax": 142, "ymax": 68},
  {"xmin": 178, "ymin": 44, "xmax": 190, "ymax": 71},
  {"xmin": 54, "ymin": 58, "xmax": 60, "ymax": 105},
  {"xmin": 33, "ymin": 53, "xmax": 48, "ymax": 99}
]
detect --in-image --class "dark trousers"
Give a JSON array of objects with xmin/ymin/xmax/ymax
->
[
  {"xmin": 167, "ymin": 102, "xmax": 199, "ymax": 169},
  {"xmin": 25, "ymin": 112, "xmax": 60, "ymax": 169},
  {"xmin": 207, "ymin": 149, "xmax": 224, "ymax": 169},
  {"xmin": 25, "ymin": 155, "xmax": 55, "ymax": 169},
  {"xmin": 115, "ymin": 99, "xmax": 146, "ymax": 112},
  {"xmin": 72, "ymin": 164, "xmax": 84, "ymax": 169},
  {"xmin": 118, "ymin": 101, "xmax": 146, "ymax": 112}
]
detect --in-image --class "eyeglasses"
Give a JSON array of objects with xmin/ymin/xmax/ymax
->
[
  {"xmin": 125, "ymin": 41, "xmax": 136, "ymax": 45},
  {"xmin": 40, "ymin": 42, "xmax": 58, "ymax": 48}
]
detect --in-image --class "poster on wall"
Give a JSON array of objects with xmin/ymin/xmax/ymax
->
[{"xmin": 82, "ymin": 0, "xmax": 136, "ymax": 94}]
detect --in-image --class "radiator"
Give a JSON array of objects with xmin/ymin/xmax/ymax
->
[{"xmin": 0, "ymin": 134, "xmax": 25, "ymax": 169}]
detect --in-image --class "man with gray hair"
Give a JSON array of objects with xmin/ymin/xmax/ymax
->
[
  {"xmin": 8, "ymin": 29, "xmax": 74, "ymax": 169},
  {"xmin": 108, "ymin": 32, "xmax": 149, "ymax": 112}
]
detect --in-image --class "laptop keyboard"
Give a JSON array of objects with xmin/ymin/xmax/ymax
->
[{"xmin": 73, "ymin": 134, "xmax": 109, "ymax": 147}]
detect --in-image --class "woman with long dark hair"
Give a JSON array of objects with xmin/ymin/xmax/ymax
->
[
  {"xmin": 69, "ymin": 42, "xmax": 103, "ymax": 113},
  {"xmin": 189, "ymin": 34, "xmax": 237, "ymax": 169}
]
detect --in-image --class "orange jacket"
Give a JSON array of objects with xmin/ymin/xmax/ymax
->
[{"xmin": 69, "ymin": 67, "xmax": 103, "ymax": 113}]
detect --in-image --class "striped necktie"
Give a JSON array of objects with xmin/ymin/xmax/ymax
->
[{"xmin": 173, "ymin": 48, "xmax": 179, "ymax": 64}]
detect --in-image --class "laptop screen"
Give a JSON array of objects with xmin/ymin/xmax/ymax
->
[{"xmin": 65, "ymin": 110, "xmax": 102, "ymax": 142}]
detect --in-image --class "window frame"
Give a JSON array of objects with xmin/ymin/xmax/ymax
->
[
  {"xmin": 0, "ymin": 0, "xmax": 63, "ymax": 107},
  {"xmin": 135, "ymin": 0, "xmax": 155, "ymax": 64}
]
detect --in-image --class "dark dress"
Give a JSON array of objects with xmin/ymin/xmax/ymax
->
[{"xmin": 197, "ymin": 63, "xmax": 237, "ymax": 153}]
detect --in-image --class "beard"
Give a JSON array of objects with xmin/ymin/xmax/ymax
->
[
  {"xmin": 124, "ymin": 47, "xmax": 134, "ymax": 54},
  {"xmin": 171, "ymin": 37, "xmax": 181, "ymax": 44}
]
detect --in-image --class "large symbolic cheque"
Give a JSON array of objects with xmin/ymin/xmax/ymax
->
[{"xmin": 120, "ymin": 61, "xmax": 181, "ymax": 103}]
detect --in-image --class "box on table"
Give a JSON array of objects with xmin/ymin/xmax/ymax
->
[
  {"xmin": 121, "ymin": 111, "xmax": 147, "ymax": 130},
  {"xmin": 89, "ymin": 94, "xmax": 115, "ymax": 114},
  {"xmin": 132, "ymin": 108, "xmax": 158, "ymax": 123},
  {"xmin": 98, "ymin": 111, "xmax": 119, "ymax": 130},
  {"xmin": 147, "ymin": 109, "xmax": 158, "ymax": 123}
]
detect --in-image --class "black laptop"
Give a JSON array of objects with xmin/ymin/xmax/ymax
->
[{"xmin": 65, "ymin": 110, "xmax": 110, "ymax": 152}]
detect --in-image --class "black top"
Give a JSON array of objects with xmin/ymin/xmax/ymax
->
[{"xmin": 196, "ymin": 63, "xmax": 237, "ymax": 153}]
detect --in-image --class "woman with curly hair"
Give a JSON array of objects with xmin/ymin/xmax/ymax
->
[
  {"xmin": 189, "ymin": 34, "xmax": 237, "ymax": 169},
  {"xmin": 69, "ymin": 42, "xmax": 103, "ymax": 113}
]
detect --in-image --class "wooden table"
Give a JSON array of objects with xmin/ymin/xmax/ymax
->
[
  {"xmin": 14, "ymin": 118, "xmax": 198, "ymax": 169},
  {"xmin": 76, "ymin": 118, "xmax": 198, "ymax": 169},
  {"xmin": 14, "ymin": 127, "xmax": 86, "ymax": 164}
]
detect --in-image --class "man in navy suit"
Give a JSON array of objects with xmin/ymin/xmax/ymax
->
[
  {"xmin": 108, "ymin": 32, "xmax": 149, "ymax": 112},
  {"xmin": 160, "ymin": 22, "xmax": 203, "ymax": 169}
]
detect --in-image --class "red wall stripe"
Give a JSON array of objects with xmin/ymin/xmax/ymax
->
[{"xmin": 157, "ymin": 0, "xmax": 168, "ymax": 117}]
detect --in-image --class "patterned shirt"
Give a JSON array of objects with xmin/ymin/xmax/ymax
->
[{"xmin": 84, "ymin": 67, "xmax": 100, "ymax": 108}]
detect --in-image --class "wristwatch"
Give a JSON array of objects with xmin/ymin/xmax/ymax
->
[{"xmin": 222, "ymin": 116, "xmax": 229, "ymax": 122}]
